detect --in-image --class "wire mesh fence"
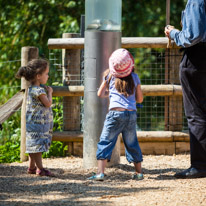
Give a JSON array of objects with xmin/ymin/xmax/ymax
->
[
  {"xmin": 0, "ymin": 47, "xmax": 188, "ymax": 143},
  {"xmin": 48, "ymin": 48, "xmax": 188, "ymax": 132}
]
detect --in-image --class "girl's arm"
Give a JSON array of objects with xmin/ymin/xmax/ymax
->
[
  {"xmin": 97, "ymin": 80, "xmax": 109, "ymax": 98},
  {"xmin": 39, "ymin": 86, "xmax": 53, "ymax": 107},
  {"xmin": 135, "ymin": 84, "xmax": 143, "ymax": 103}
]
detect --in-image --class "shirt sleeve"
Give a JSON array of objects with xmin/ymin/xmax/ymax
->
[
  {"xmin": 133, "ymin": 73, "xmax": 141, "ymax": 87},
  {"xmin": 36, "ymin": 87, "xmax": 46, "ymax": 97},
  {"xmin": 170, "ymin": 0, "xmax": 206, "ymax": 47}
]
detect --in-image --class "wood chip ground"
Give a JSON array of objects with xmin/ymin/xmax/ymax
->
[{"xmin": 1, "ymin": 154, "xmax": 206, "ymax": 206}]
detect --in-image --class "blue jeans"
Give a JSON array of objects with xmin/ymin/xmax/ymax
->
[{"xmin": 96, "ymin": 110, "xmax": 143, "ymax": 163}]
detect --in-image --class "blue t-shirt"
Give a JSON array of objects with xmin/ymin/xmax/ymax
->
[{"xmin": 108, "ymin": 72, "xmax": 141, "ymax": 111}]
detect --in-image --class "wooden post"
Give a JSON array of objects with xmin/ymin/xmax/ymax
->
[
  {"xmin": 20, "ymin": 47, "xmax": 39, "ymax": 161},
  {"xmin": 62, "ymin": 33, "xmax": 81, "ymax": 153},
  {"xmin": 168, "ymin": 49, "xmax": 183, "ymax": 131}
]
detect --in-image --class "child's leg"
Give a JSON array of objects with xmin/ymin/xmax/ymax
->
[
  {"xmin": 97, "ymin": 159, "xmax": 107, "ymax": 174},
  {"xmin": 29, "ymin": 154, "xmax": 36, "ymax": 169},
  {"xmin": 29, "ymin": 152, "xmax": 43, "ymax": 170},
  {"xmin": 134, "ymin": 162, "xmax": 142, "ymax": 174}
]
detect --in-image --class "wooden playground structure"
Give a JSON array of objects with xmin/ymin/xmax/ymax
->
[{"xmin": 0, "ymin": 35, "xmax": 189, "ymax": 161}]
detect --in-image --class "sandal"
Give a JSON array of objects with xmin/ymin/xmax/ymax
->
[
  {"xmin": 27, "ymin": 167, "xmax": 37, "ymax": 174},
  {"xmin": 36, "ymin": 168, "xmax": 55, "ymax": 177}
]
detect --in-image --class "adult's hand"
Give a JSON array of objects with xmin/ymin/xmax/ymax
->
[{"xmin": 164, "ymin": 25, "xmax": 175, "ymax": 38}]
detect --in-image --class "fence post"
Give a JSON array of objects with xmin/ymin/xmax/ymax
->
[
  {"xmin": 20, "ymin": 46, "xmax": 39, "ymax": 161},
  {"xmin": 168, "ymin": 49, "xmax": 183, "ymax": 131},
  {"xmin": 62, "ymin": 33, "xmax": 81, "ymax": 154}
]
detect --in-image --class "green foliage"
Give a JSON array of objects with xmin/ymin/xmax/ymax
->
[
  {"xmin": 0, "ymin": 138, "xmax": 21, "ymax": 163},
  {"xmin": 0, "ymin": 140, "xmax": 68, "ymax": 163},
  {"xmin": 42, "ymin": 141, "xmax": 68, "ymax": 158},
  {"xmin": 52, "ymin": 97, "xmax": 63, "ymax": 131},
  {"xmin": 0, "ymin": 115, "xmax": 21, "ymax": 144},
  {"xmin": 122, "ymin": 0, "xmax": 186, "ymax": 37}
]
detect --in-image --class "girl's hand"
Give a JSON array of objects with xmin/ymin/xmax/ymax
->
[
  {"xmin": 135, "ymin": 84, "xmax": 143, "ymax": 103},
  {"xmin": 97, "ymin": 80, "xmax": 108, "ymax": 98},
  {"xmin": 45, "ymin": 86, "xmax": 53, "ymax": 94}
]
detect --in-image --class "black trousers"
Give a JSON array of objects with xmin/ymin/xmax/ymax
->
[{"xmin": 180, "ymin": 43, "xmax": 206, "ymax": 170}]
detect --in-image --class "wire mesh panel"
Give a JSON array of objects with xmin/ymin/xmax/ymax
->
[
  {"xmin": 49, "ymin": 47, "xmax": 188, "ymax": 133},
  {"xmin": 49, "ymin": 49, "xmax": 84, "ymax": 132},
  {"xmin": 129, "ymin": 48, "xmax": 188, "ymax": 131}
]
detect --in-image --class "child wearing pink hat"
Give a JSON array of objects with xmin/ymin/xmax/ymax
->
[{"xmin": 88, "ymin": 48, "xmax": 144, "ymax": 181}]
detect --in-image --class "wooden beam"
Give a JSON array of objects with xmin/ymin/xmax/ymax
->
[
  {"xmin": 52, "ymin": 131, "xmax": 83, "ymax": 142},
  {"xmin": 48, "ymin": 38, "xmax": 84, "ymax": 49},
  {"xmin": 52, "ymin": 131, "xmax": 189, "ymax": 142},
  {"xmin": 52, "ymin": 86, "xmax": 84, "ymax": 97},
  {"xmin": 0, "ymin": 91, "xmax": 24, "ymax": 124},
  {"xmin": 51, "ymin": 85, "xmax": 182, "ymax": 97},
  {"xmin": 141, "ymin": 85, "xmax": 182, "ymax": 96},
  {"xmin": 48, "ymin": 37, "xmax": 179, "ymax": 49}
]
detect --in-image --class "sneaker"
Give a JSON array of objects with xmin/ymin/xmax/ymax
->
[
  {"xmin": 132, "ymin": 173, "xmax": 144, "ymax": 180},
  {"xmin": 174, "ymin": 167, "xmax": 206, "ymax": 179},
  {"xmin": 87, "ymin": 173, "xmax": 104, "ymax": 181}
]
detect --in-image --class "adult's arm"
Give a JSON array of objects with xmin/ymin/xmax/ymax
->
[{"xmin": 170, "ymin": 0, "xmax": 206, "ymax": 47}]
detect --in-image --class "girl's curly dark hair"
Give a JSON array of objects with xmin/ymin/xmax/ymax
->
[{"xmin": 16, "ymin": 59, "xmax": 48, "ymax": 83}]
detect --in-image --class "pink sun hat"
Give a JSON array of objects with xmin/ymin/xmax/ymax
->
[{"xmin": 109, "ymin": 48, "xmax": 134, "ymax": 78}]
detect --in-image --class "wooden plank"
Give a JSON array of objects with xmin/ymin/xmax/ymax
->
[
  {"xmin": 141, "ymin": 85, "xmax": 182, "ymax": 96},
  {"xmin": 48, "ymin": 37, "xmax": 179, "ymax": 49},
  {"xmin": 52, "ymin": 131, "xmax": 189, "ymax": 142},
  {"xmin": 0, "ymin": 91, "xmax": 24, "ymax": 124},
  {"xmin": 175, "ymin": 142, "xmax": 190, "ymax": 154},
  {"xmin": 122, "ymin": 142, "xmax": 176, "ymax": 155},
  {"xmin": 139, "ymin": 142, "xmax": 176, "ymax": 155},
  {"xmin": 63, "ymin": 142, "xmax": 189, "ymax": 156},
  {"xmin": 51, "ymin": 85, "xmax": 182, "ymax": 97},
  {"xmin": 52, "ymin": 131, "xmax": 83, "ymax": 142},
  {"xmin": 73, "ymin": 142, "xmax": 83, "ymax": 156},
  {"xmin": 48, "ymin": 38, "xmax": 84, "ymax": 49},
  {"xmin": 52, "ymin": 86, "xmax": 84, "ymax": 97}
]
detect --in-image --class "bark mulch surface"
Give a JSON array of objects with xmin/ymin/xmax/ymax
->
[{"xmin": 0, "ymin": 154, "xmax": 206, "ymax": 206}]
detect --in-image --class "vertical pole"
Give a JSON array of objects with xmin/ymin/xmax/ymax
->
[
  {"xmin": 165, "ymin": 0, "xmax": 183, "ymax": 133},
  {"xmin": 169, "ymin": 49, "xmax": 182, "ymax": 132},
  {"xmin": 166, "ymin": 0, "xmax": 170, "ymax": 26},
  {"xmin": 83, "ymin": 31, "xmax": 121, "ymax": 169},
  {"xmin": 165, "ymin": 0, "xmax": 170, "ymax": 130},
  {"xmin": 20, "ymin": 46, "xmax": 39, "ymax": 161},
  {"xmin": 62, "ymin": 33, "xmax": 81, "ymax": 154}
]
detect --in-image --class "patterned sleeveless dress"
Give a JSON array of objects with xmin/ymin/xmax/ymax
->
[{"xmin": 25, "ymin": 85, "xmax": 53, "ymax": 153}]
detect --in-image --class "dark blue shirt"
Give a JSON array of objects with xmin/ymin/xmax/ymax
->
[{"xmin": 170, "ymin": 0, "xmax": 206, "ymax": 47}]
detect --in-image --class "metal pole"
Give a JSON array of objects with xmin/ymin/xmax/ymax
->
[{"xmin": 83, "ymin": 31, "xmax": 121, "ymax": 169}]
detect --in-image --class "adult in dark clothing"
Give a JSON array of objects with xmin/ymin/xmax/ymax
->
[{"xmin": 165, "ymin": 0, "xmax": 206, "ymax": 178}]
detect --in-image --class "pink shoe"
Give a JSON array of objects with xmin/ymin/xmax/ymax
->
[
  {"xmin": 36, "ymin": 168, "xmax": 55, "ymax": 177},
  {"xmin": 27, "ymin": 167, "xmax": 37, "ymax": 174}
]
